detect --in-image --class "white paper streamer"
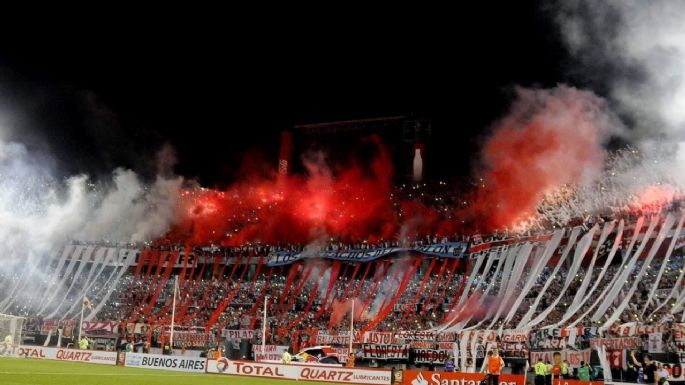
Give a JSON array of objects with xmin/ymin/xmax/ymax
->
[
  {"xmin": 37, "ymin": 245, "xmax": 85, "ymax": 315},
  {"xmin": 485, "ymin": 243, "xmax": 534, "ymax": 329},
  {"xmin": 642, "ymin": 212, "xmax": 685, "ymax": 318},
  {"xmin": 517, "ymin": 227, "xmax": 581, "ymax": 328},
  {"xmin": 590, "ymin": 217, "xmax": 647, "ymax": 321},
  {"xmin": 567, "ymin": 220, "xmax": 624, "ymax": 327},
  {"xmin": 530, "ymin": 225, "xmax": 597, "ymax": 329},
  {"xmin": 600, "ymin": 214, "xmax": 673, "ymax": 331},
  {"xmin": 85, "ymin": 249, "xmax": 136, "ymax": 321},
  {"xmin": 504, "ymin": 230, "xmax": 563, "ymax": 326}
]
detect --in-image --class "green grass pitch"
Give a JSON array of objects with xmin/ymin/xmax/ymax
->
[{"xmin": 0, "ymin": 357, "xmax": 344, "ymax": 385}]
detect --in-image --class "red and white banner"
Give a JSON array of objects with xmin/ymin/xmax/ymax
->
[
  {"xmin": 81, "ymin": 321, "xmax": 118, "ymax": 334},
  {"xmin": 11, "ymin": 345, "xmax": 116, "ymax": 365},
  {"xmin": 333, "ymin": 347, "xmax": 350, "ymax": 364},
  {"xmin": 315, "ymin": 331, "xmax": 360, "ymax": 345},
  {"xmin": 673, "ymin": 323, "xmax": 685, "ymax": 342},
  {"xmin": 500, "ymin": 329, "xmax": 530, "ymax": 356},
  {"xmin": 363, "ymin": 332, "xmax": 399, "ymax": 345},
  {"xmin": 126, "ymin": 322, "xmax": 152, "ymax": 335},
  {"xmin": 222, "ymin": 329, "xmax": 255, "ymax": 340},
  {"xmin": 530, "ymin": 350, "xmax": 591, "ymax": 368},
  {"xmin": 207, "ymin": 358, "xmax": 391, "ymax": 384},
  {"xmin": 461, "ymin": 330, "xmax": 498, "ymax": 344},
  {"xmin": 409, "ymin": 340, "xmax": 435, "ymax": 349},
  {"xmin": 403, "ymin": 370, "xmax": 525, "ymax": 385},
  {"xmin": 648, "ymin": 332, "xmax": 663, "ymax": 353},
  {"xmin": 413, "ymin": 349, "xmax": 453, "ymax": 364},
  {"xmin": 606, "ymin": 350, "xmax": 625, "ymax": 369},
  {"xmin": 161, "ymin": 326, "xmax": 208, "ymax": 347},
  {"xmin": 501, "ymin": 329, "xmax": 530, "ymax": 343},
  {"xmin": 393, "ymin": 330, "xmax": 436, "ymax": 341},
  {"xmin": 393, "ymin": 330, "xmax": 457, "ymax": 342},
  {"xmin": 361, "ymin": 344, "xmax": 409, "ymax": 360},
  {"xmin": 253, "ymin": 345, "xmax": 288, "ymax": 361},
  {"xmin": 590, "ymin": 337, "xmax": 639, "ymax": 350},
  {"xmin": 609, "ymin": 322, "xmax": 669, "ymax": 337},
  {"xmin": 41, "ymin": 320, "xmax": 78, "ymax": 337}
]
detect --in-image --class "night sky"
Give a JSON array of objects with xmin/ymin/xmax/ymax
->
[{"xmin": 0, "ymin": 3, "xmax": 569, "ymax": 186}]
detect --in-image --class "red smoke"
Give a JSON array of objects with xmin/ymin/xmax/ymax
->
[
  {"xmin": 462, "ymin": 86, "xmax": 618, "ymax": 232},
  {"xmin": 168, "ymin": 135, "xmax": 402, "ymax": 245},
  {"xmin": 630, "ymin": 184, "xmax": 681, "ymax": 213},
  {"xmin": 163, "ymin": 86, "xmax": 619, "ymax": 245},
  {"xmin": 329, "ymin": 298, "xmax": 367, "ymax": 327}
]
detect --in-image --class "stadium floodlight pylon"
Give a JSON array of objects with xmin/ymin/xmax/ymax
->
[{"xmin": 0, "ymin": 312, "xmax": 25, "ymax": 353}]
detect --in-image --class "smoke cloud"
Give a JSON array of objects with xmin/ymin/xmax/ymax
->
[
  {"xmin": 465, "ymin": 85, "xmax": 621, "ymax": 231},
  {"xmin": 0, "ymin": 138, "xmax": 183, "ymax": 315},
  {"xmin": 555, "ymin": 0, "xmax": 685, "ymax": 136}
]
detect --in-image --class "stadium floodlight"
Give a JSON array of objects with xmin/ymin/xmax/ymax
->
[{"xmin": 0, "ymin": 313, "xmax": 25, "ymax": 355}]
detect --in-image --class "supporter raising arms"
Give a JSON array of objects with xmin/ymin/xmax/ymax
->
[{"xmin": 631, "ymin": 351, "xmax": 658, "ymax": 385}]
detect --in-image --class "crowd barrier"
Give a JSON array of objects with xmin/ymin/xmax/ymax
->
[
  {"xmin": 10, "ymin": 345, "xmax": 117, "ymax": 365},
  {"xmin": 206, "ymin": 358, "xmax": 392, "ymax": 384}
]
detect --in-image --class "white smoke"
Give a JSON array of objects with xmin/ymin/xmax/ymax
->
[
  {"xmin": 0, "ymin": 137, "xmax": 183, "ymax": 316},
  {"xmin": 525, "ymin": 1, "xmax": 685, "ymax": 226},
  {"xmin": 556, "ymin": 0, "xmax": 685, "ymax": 136},
  {"xmin": 364, "ymin": 255, "xmax": 411, "ymax": 319}
]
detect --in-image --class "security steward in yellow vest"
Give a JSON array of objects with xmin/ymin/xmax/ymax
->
[
  {"xmin": 534, "ymin": 358, "xmax": 546, "ymax": 385},
  {"xmin": 545, "ymin": 360, "xmax": 553, "ymax": 385}
]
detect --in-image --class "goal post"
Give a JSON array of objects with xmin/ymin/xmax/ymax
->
[{"xmin": 0, "ymin": 313, "xmax": 24, "ymax": 353}]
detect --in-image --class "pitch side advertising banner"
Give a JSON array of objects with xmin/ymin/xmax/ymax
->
[
  {"xmin": 552, "ymin": 380, "xmax": 605, "ymax": 385},
  {"xmin": 403, "ymin": 370, "xmax": 525, "ymax": 385},
  {"xmin": 12, "ymin": 345, "xmax": 116, "ymax": 365},
  {"xmin": 125, "ymin": 353, "xmax": 206, "ymax": 372},
  {"xmin": 206, "ymin": 358, "xmax": 392, "ymax": 384}
]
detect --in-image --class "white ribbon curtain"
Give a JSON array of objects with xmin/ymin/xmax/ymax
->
[
  {"xmin": 517, "ymin": 227, "xmax": 581, "ymax": 328},
  {"xmin": 590, "ymin": 217, "xmax": 649, "ymax": 322},
  {"xmin": 529, "ymin": 225, "xmax": 597, "ymax": 329},
  {"xmin": 86, "ymin": 249, "xmax": 137, "ymax": 321},
  {"xmin": 600, "ymin": 214, "xmax": 674, "ymax": 331},
  {"xmin": 485, "ymin": 243, "xmax": 534, "ymax": 329},
  {"xmin": 0, "ymin": 249, "xmax": 59, "ymax": 312},
  {"xmin": 37, "ymin": 245, "xmax": 85, "ymax": 315},
  {"xmin": 64, "ymin": 247, "xmax": 114, "ymax": 318},
  {"xmin": 46, "ymin": 246, "xmax": 105, "ymax": 319},
  {"xmin": 462, "ymin": 246, "xmax": 510, "ymax": 331},
  {"xmin": 550, "ymin": 221, "xmax": 621, "ymax": 328},
  {"xmin": 567, "ymin": 220, "xmax": 624, "ymax": 328},
  {"xmin": 503, "ymin": 230, "xmax": 563, "ymax": 326},
  {"xmin": 641, "ymin": 212, "xmax": 685, "ymax": 318},
  {"xmin": 651, "ymin": 216, "xmax": 685, "ymax": 319}
]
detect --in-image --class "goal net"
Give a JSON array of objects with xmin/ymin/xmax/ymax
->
[{"xmin": 0, "ymin": 313, "xmax": 24, "ymax": 351}]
